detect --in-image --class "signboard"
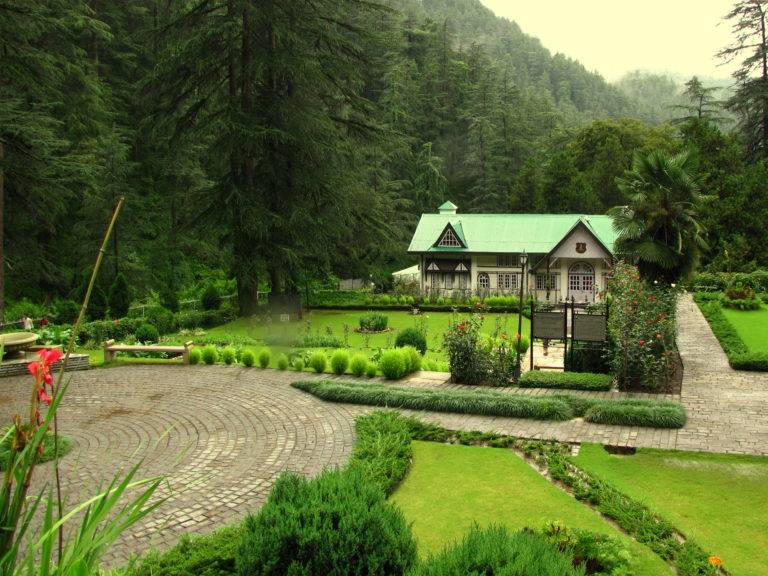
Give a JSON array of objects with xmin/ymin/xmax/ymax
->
[
  {"xmin": 572, "ymin": 314, "xmax": 607, "ymax": 342},
  {"xmin": 532, "ymin": 311, "xmax": 566, "ymax": 340}
]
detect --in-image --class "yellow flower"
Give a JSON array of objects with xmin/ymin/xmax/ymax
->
[{"xmin": 708, "ymin": 555, "xmax": 722, "ymax": 566}]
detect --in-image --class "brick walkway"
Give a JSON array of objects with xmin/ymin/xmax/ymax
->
[{"xmin": 0, "ymin": 366, "xmax": 360, "ymax": 565}]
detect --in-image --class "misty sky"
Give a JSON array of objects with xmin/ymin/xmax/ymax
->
[{"xmin": 480, "ymin": 1, "xmax": 739, "ymax": 83}]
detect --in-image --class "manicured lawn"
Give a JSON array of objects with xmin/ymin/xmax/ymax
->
[
  {"xmin": 574, "ymin": 443, "xmax": 768, "ymax": 576},
  {"xmin": 720, "ymin": 304, "xmax": 768, "ymax": 353},
  {"xmin": 390, "ymin": 441, "xmax": 670, "ymax": 575}
]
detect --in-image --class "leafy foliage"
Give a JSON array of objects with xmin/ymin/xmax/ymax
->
[
  {"xmin": 395, "ymin": 327, "xmax": 427, "ymax": 354},
  {"xmin": 135, "ymin": 323, "xmax": 159, "ymax": 344}
]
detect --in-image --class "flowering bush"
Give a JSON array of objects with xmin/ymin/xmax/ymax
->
[
  {"xmin": 443, "ymin": 314, "xmax": 517, "ymax": 386},
  {"xmin": 608, "ymin": 262, "xmax": 678, "ymax": 391}
]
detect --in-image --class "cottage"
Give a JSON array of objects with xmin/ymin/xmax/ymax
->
[{"xmin": 407, "ymin": 201, "xmax": 617, "ymax": 303}]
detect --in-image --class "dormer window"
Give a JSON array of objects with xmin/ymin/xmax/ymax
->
[{"xmin": 438, "ymin": 228, "xmax": 462, "ymax": 247}]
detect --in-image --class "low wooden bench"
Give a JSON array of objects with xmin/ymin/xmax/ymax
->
[{"xmin": 104, "ymin": 340, "xmax": 194, "ymax": 364}]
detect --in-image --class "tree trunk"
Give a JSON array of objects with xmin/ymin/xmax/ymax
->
[{"xmin": 0, "ymin": 141, "xmax": 4, "ymax": 323}]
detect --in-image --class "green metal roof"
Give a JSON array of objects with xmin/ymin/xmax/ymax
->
[
  {"xmin": 438, "ymin": 200, "xmax": 458, "ymax": 210},
  {"xmin": 408, "ymin": 213, "xmax": 617, "ymax": 255}
]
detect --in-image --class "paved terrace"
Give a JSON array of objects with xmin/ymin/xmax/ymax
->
[{"xmin": 0, "ymin": 293, "xmax": 765, "ymax": 563}]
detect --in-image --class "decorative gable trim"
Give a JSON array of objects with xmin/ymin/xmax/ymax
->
[
  {"xmin": 544, "ymin": 220, "xmax": 613, "ymax": 261},
  {"xmin": 433, "ymin": 222, "xmax": 467, "ymax": 249}
]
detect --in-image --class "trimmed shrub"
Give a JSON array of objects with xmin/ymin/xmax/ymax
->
[
  {"xmin": 276, "ymin": 354, "xmax": 289, "ymax": 370},
  {"xmin": 188, "ymin": 348, "xmax": 201, "ymax": 365},
  {"xmin": 235, "ymin": 469, "xmax": 417, "ymax": 576},
  {"xmin": 366, "ymin": 363, "xmax": 378, "ymax": 378},
  {"xmin": 730, "ymin": 352, "xmax": 768, "ymax": 371},
  {"xmin": 401, "ymin": 345, "xmax": 422, "ymax": 373},
  {"xmin": 145, "ymin": 305, "xmax": 177, "ymax": 335},
  {"xmin": 519, "ymin": 371, "xmax": 613, "ymax": 391},
  {"xmin": 394, "ymin": 327, "xmax": 426, "ymax": 354},
  {"xmin": 330, "ymin": 349, "xmax": 350, "ymax": 375},
  {"xmin": 293, "ymin": 357, "xmax": 305, "ymax": 372},
  {"xmin": 52, "ymin": 299, "xmax": 79, "ymax": 324},
  {"xmin": 135, "ymin": 323, "xmax": 159, "ymax": 344},
  {"xmin": 201, "ymin": 345, "xmax": 218, "ymax": 365},
  {"xmin": 411, "ymin": 525, "xmax": 583, "ymax": 576},
  {"xmin": 721, "ymin": 295, "xmax": 762, "ymax": 310},
  {"xmin": 309, "ymin": 351, "xmax": 327, "ymax": 373},
  {"xmin": 350, "ymin": 353, "xmax": 368, "ymax": 377},
  {"xmin": 108, "ymin": 273, "xmax": 131, "ymax": 319},
  {"xmin": 257, "ymin": 348, "xmax": 271, "ymax": 369},
  {"xmin": 176, "ymin": 308, "xmax": 237, "ymax": 330},
  {"xmin": 378, "ymin": 349, "xmax": 407, "ymax": 379},
  {"xmin": 359, "ymin": 312, "xmax": 389, "ymax": 332},
  {"xmin": 241, "ymin": 350, "xmax": 255, "ymax": 367},
  {"xmin": 201, "ymin": 285, "xmax": 221, "ymax": 311},
  {"xmin": 348, "ymin": 411, "xmax": 413, "ymax": 494},
  {"xmin": 292, "ymin": 380, "xmax": 687, "ymax": 428},
  {"xmin": 293, "ymin": 334, "xmax": 342, "ymax": 348},
  {"xmin": 221, "ymin": 347, "xmax": 236, "ymax": 365}
]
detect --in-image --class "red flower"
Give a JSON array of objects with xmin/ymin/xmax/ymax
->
[
  {"xmin": 38, "ymin": 388, "xmax": 52, "ymax": 405},
  {"xmin": 38, "ymin": 348, "xmax": 62, "ymax": 365},
  {"xmin": 639, "ymin": 339, "xmax": 646, "ymax": 345},
  {"xmin": 26, "ymin": 348, "xmax": 62, "ymax": 418}
]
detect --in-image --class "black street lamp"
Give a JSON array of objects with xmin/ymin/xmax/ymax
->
[{"xmin": 516, "ymin": 251, "xmax": 528, "ymax": 372}]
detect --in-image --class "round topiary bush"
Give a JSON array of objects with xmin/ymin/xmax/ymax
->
[
  {"xmin": 201, "ymin": 285, "xmax": 221, "ymax": 311},
  {"xmin": 258, "ymin": 348, "xmax": 271, "ymax": 369},
  {"xmin": 145, "ymin": 305, "xmax": 177, "ymax": 335},
  {"xmin": 366, "ymin": 363, "xmax": 378, "ymax": 378},
  {"xmin": 379, "ymin": 349, "xmax": 407, "ymax": 380},
  {"xmin": 330, "ymin": 349, "xmax": 350, "ymax": 375},
  {"xmin": 309, "ymin": 351, "xmax": 327, "ymax": 373},
  {"xmin": 395, "ymin": 327, "xmax": 427, "ymax": 355},
  {"xmin": 277, "ymin": 354, "xmax": 289, "ymax": 370},
  {"xmin": 221, "ymin": 347, "xmax": 236, "ymax": 365},
  {"xmin": 189, "ymin": 348, "xmax": 202, "ymax": 365},
  {"xmin": 350, "ymin": 353, "xmax": 368, "ymax": 377},
  {"xmin": 135, "ymin": 323, "xmax": 159, "ymax": 343},
  {"xmin": 401, "ymin": 345, "xmax": 422, "ymax": 373},
  {"xmin": 293, "ymin": 357, "xmax": 305, "ymax": 371},
  {"xmin": 236, "ymin": 469, "xmax": 417, "ymax": 576},
  {"xmin": 241, "ymin": 350, "xmax": 255, "ymax": 367},
  {"xmin": 201, "ymin": 345, "xmax": 218, "ymax": 365}
]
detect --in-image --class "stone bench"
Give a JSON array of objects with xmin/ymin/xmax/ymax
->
[{"xmin": 104, "ymin": 340, "xmax": 194, "ymax": 364}]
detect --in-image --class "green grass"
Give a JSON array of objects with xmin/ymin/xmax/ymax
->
[
  {"xmin": 720, "ymin": 304, "xmax": 768, "ymax": 353},
  {"xmin": 0, "ymin": 430, "xmax": 73, "ymax": 470},
  {"xmin": 389, "ymin": 441, "xmax": 670, "ymax": 575},
  {"xmin": 574, "ymin": 443, "xmax": 768, "ymax": 576}
]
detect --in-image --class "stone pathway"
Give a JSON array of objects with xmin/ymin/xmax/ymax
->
[{"xmin": 0, "ymin": 366, "xmax": 361, "ymax": 566}]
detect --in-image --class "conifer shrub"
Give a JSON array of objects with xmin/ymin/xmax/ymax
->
[
  {"xmin": 276, "ymin": 354, "xmax": 289, "ymax": 370},
  {"xmin": 108, "ymin": 273, "xmax": 131, "ymax": 319},
  {"xmin": 258, "ymin": 348, "xmax": 271, "ymax": 369},
  {"xmin": 293, "ymin": 357, "xmax": 305, "ymax": 371},
  {"xmin": 135, "ymin": 323, "xmax": 159, "ymax": 344},
  {"xmin": 350, "ymin": 353, "xmax": 368, "ymax": 377},
  {"xmin": 401, "ymin": 345, "xmax": 422, "ymax": 373},
  {"xmin": 236, "ymin": 469, "xmax": 417, "ymax": 576},
  {"xmin": 330, "ymin": 349, "xmax": 350, "ymax": 375},
  {"xmin": 395, "ymin": 327, "xmax": 427, "ymax": 354},
  {"xmin": 309, "ymin": 351, "xmax": 327, "ymax": 373},
  {"xmin": 188, "ymin": 348, "xmax": 202, "ymax": 365},
  {"xmin": 366, "ymin": 363, "xmax": 378, "ymax": 378},
  {"xmin": 221, "ymin": 347, "xmax": 236, "ymax": 365},
  {"xmin": 241, "ymin": 350, "xmax": 255, "ymax": 367},
  {"xmin": 201, "ymin": 285, "xmax": 221, "ymax": 311},
  {"xmin": 201, "ymin": 345, "xmax": 218, "ymax": 365}
]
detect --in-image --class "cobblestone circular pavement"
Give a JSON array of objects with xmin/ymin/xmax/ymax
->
[{"xmin": 0, "ymin": 366, "xmax": 362, "ymax": 566}]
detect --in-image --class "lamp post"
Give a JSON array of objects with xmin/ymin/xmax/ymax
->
[{"xmin": 516, "ymin": 252, "xmax": 528, "ymax": 373}]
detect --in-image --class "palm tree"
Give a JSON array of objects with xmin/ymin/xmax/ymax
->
[{"xmin": 609, "ymin": 150, "xmax": 710, "ymax": 283}]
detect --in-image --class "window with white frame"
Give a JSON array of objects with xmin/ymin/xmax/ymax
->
[
  {"xmin": 477, "ymin": 272, "xmax": 490, "ymax": 289},
  {"xmin": 496, "ymin": 254, "xmax": 519, "ymax": 267},
  {"xmin": 437, "ymin": 228, "xmax": 461, "ymax": 247},
  {"xmin": 497, "ymin": 273, "xmax": 517, "ymax": 290},
  {"xmin": 536, "ymin": 273, "xmax": 557, "ymax": 290}
]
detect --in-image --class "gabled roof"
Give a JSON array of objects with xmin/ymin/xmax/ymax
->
[
  {"xmin": 407, "ymin": 213, "xmax": 617, "ymax": 255},
  {"xmin": 438, "ymin": 200, "xmax": 458, "ymax": 210}
]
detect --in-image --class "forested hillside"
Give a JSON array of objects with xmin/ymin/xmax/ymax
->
[{"xmin": 2, "ymin": 0, "xmax": 767, "ymax": 318}]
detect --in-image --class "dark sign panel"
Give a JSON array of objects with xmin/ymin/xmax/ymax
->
[
  {"xmin": 532, "ymin": 311, "xmax": 566, "ymax": 339},
  {"xmin": 572, "ymin": 314, "xmax": 607, "ymax": 342}
]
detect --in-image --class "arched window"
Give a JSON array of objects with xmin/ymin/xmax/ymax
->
[{"xmin": 477, "ymin": 272, "xmax": 489, "ymax": 289}]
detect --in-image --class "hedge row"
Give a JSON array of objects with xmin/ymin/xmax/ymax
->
[
  {"xmin": 292, "ymin": 380, "xmax": 687, "ymax": 428},
  {"xmin": 539, "ymin": 444, "xmax": 724, "ymax": 576},
  {"xmin": 310, "ymin": 303, "xmax": 531, "ymax": 317},
  {"xmin": 518, "ymin": 371, "xmax": 613, "ymax": 391},
  {"xmin": 694, "ymin": 297, "xmax": 768, "ymax": 372}
]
